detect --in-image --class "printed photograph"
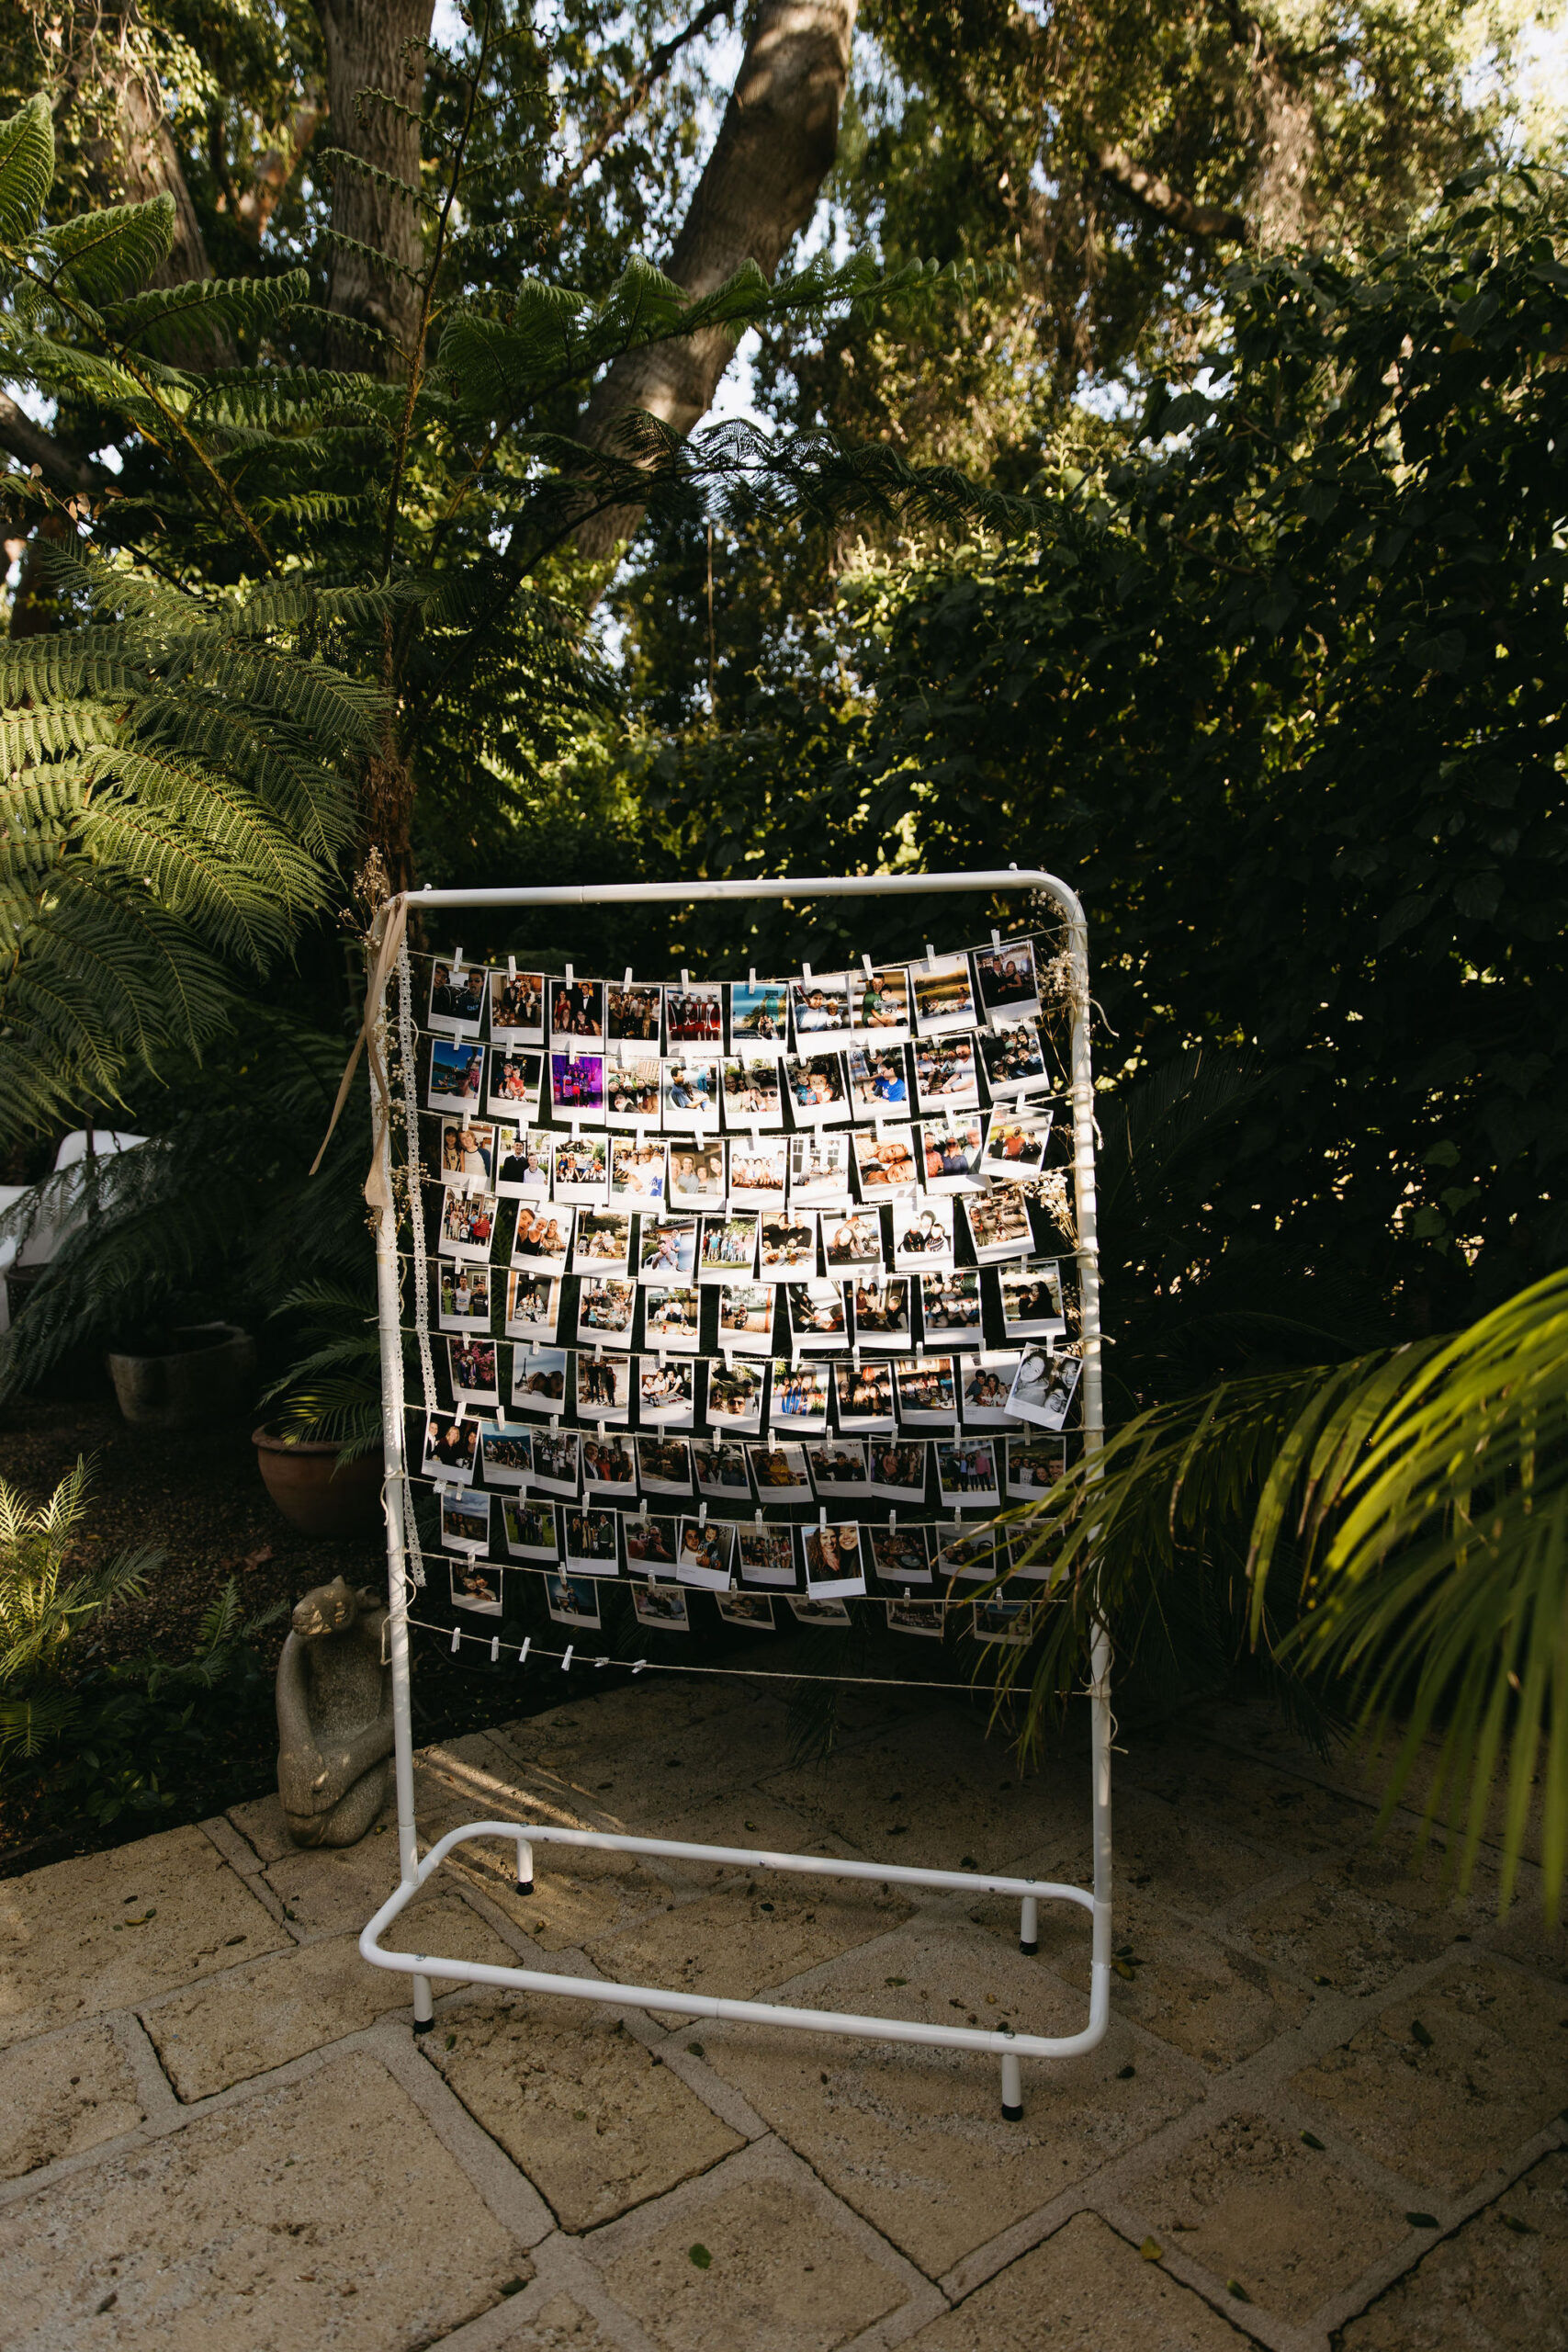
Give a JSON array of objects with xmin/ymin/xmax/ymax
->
[
  {"xmin": 666, "ymin": 1141, "xmax": 726, "ymax": 1205},
  {"xmin": 550, "ymin": 978, "xmax": 605, "ymax": 1047},
  {"xmin": 852, "ymin": 964, "xmax": 912, "ymax": 1043},
  {"xmin": 715, "ymin": 1286, "xmax": 773, "ymax": 1356},
  {"xmin": 910, "ymin": 951, "xmax": 976, "ymax": 1036},
  {"xmin": 768, "ymin": 1362, "xmax": 829, "ymax": 1431},
  {"xmin": 913, "ymin": 1033, "xmax": 980, "ymax": 1115},
  {"xmin": 495, "ymin": 1127, "xmax": 551, "ymax": 1196},
  {"xmin": 961, "ymin": 1356, "xmax": 1022, "ymax": 1427},
  {"xmin": 706, "ymin": 1356, "xmax": 766, "ymax": 1426},
  {"xmin": 449, "ymin": 1557, "xmax": 502, "ymax": 1614},
  {"xmin": 783, "ymin": 1052, "xmax": 849, "ymax": 1124},
  {"xmin": 736, "ymin": 1527, "xmax": 796, "ymax": 1588},
  {"xmin": 786, "ymin": 1279, "xmax": 849, "ymax": 1349},
  {"xmin": 716, "ymin": 1591, "xmax": 775, "ymax": 1630},
  {"xmin": 606, "ymin": 980, "xmax": 662, "ymax": 1042},
  {"xmin": 789, "ymin": 973, "xmax": 853, "ymax": 1041},
  {"xmin": 550, "ymin": 1051, "xmax": 605, "ymax": 1121},
  {"xmin": 551, "ymin": 1134, "xmax": 608, "ymax": 1201},
  {"xmin": 892, "ymin": 1196, "xmax": 955, "ymax": 1274},
  {"xmin": 438, "ymin": 1262, "xmax": 491, "ymax": 1332},
  {"xmin": 919, "ymin": 1268, "xmax": 983, "ymax": 1345},
  {"xmin": 1007, "ymin": 1435, "xmax": 1067, "ymax": 1497},
  {"xmin": 981, "ymin": 1114, "xmax": 1054, "ymax": 1180},
  {"xmin": 727, "ymin": 1136, "xmax": 788, "ymax": 1204},
  {"xmin": 822, "ymin": 1207, "xmax": 885, "ymax": 1274},
  {"xmin": 530, "ymin": 1426, "xmax": 581, "ymax": 1496},
  {"xmin": 487, "ymin": 1048, "xmax": 542, "ymax": 1119},
  {"xmin": 692, "ymin": 1438, "xmax": 750, "ymax": 1497},
  {"xmin": 886, "ymin": 1597, "xmax": 945, "ymax": 1639},
  {"xmin": 624, "ymin": 1513, "xmax": 679, "ymax": 1571},
  {"xmin": 804, "ymin": 1521, "xmax": 867, "ymax": 1598},
  {"xmin": 964, "ymin": 1185, "xmax": 1036, "ymax": 1265},
  {"xmin": 490, "ymin": 968, "xmax": 545, "ymax": 1044},
  {"xmin": 572, "ymin": 1206, "xmax": 632, "ymax": 1273},
  {"xmin": 871, "ymin": 1524, "xmax": 933, "ymax": 1585},
  {"xmin": 637, "ymin": 1435, "xmax": 694, "ymax": 1495},
  {"xmin": 849, "ymin": 1274, "xmax": 910, "ymax": 1345},
  {"xmin": 998, "ymin": 1260, "xmax": 1066, "ymax": 1338},
  {"xmin": 637, "ymin": 1354, "xmax": 696, "ymax": 1419},
  {"xmin": 833, "ymin": 1359, "xmax": 895, "ymax": 1430},
  {"xmin": 631, "ymin": 1582, "xmax": 690, "ymax": 1629},
  {"xmin": 868, "ymin": 1438, "xmax": 930, "ymax": 1502},
  {"xmin": 751, "ymin": 1440, "xmax": 811, "ymax": 1496},
  {"xmin": 917, "ymin": 1115, "xmax": 987, "ymax": 1192},
  {"xmin": 564, "ymin": 1502, "xmax": 623, "ymax": 1569},
  {"xmin": 852, "ymin": 1126, "xmax": 919, "ymax": 1192},
  {"xmin": 509, "ymin": 1204, "xmax": 570, "ymax": 1276},
  {"xmin": 423, "ymin": 1412, "xmax": 478, "ymax": 1483},
  {"xmin": 845, "ymin": 1042, "xmax": 910, "ymax": 1114},
  {"xmin": 700, "ymin": 1211, "xmax": 759, "ymax": 1283},
  {"xmin": 939, "ymin": 1524, "xmax": 1008, "ymax": 1581},
  {"xmin": 478, "ymin": 1424, "xmax": 532, "ymax": 1488},
  {"xmin": 1008, "ymin": 1347, "xmax": 1083, "ymax": 1432},
  {"xmin": 428, "ymin": 959, "xmax": 487, "ymax": 1037},
  {"xmin": 894, "ymin": 1354, "xmax": 957, "ymax": 1424},
  {"xmin": 428, "ymin": 1037, "xmax": 485, "ymax": 1107},
  {"xmin": 448, "ymin": 1335, "xmax": 499, "ymax": 1402},
  {"xmin": 642, "ymin": 1285, "xmax": 701, "ymax": 1351},
  {"xmin": 677, "ymin": 1518, "xmax": 735, "ymax": 1589},
  {"xmin": 604, "ymin": 1055, "xmax": 662, "ymax": 1123},
  {"xmin": 661, "ymin": 1058, "xmax": 720, "ymax": 1127},
  {"xmin": 977, "ymin": 1017, "xmax": 1048, "ymax": 1097},
  {"xmin": 610, "ymin": 1136, "xmax": 668, "ymax": 1207},
  {"xmin": 936, "ymin": 1436, "xmax": 1001, "ymax": 1507},
  {"xmin": 972, "ymin": 1596, "xmax": 1032, "ymax": 1645},
  {"xmin": 759, "ymin": 1209, "xmax": 818, "ymax": 1275},
  {"xmin": 721, "ymin": 1054, "xmax": 784, "ymax": 1128},
  {"xmin": 574, "ymin": 1351, "xmax": 632, "ymax": 1422},
  {"xmin": 787, "ymin": 1132, "xmax": 852, "ymax": 1204},
  {"xmin": 501, "ymin": 1498, "xmax": 558, "ymax": 1561},
  {"xmin": 664, "ymin": 981, "xmax": 724, "ymax": 1046},
  {"xmin": 512, "ymin": 1346, "xmax": 568, "ymax": 1412},
  {"xmin": 807, "ymin": 1441, "xmax": 871, "ymax": 1496},
  {"xmin": 546, "ymin": 1571, "xmax": 603, "ymax": 1628},
  {"xmin": 575, "ymin": 1274, "xmax": 636, "ymax": 1347},
  {"xmin": 974, "ymin": 938, "xmax": 1042, "ymax": 1023},
  {"xmin": 729, "ymin": 981, "xmax": 789, "ymax": 1044},
  {"xmin": 789, "ymin": 1595, "xmax": 851, "ymax": 1626},
  {"xmin": 638, "ymin": 1215, "xmax": 699, "ymax": 1283},
  {"xmin": 441, "ymin": 1489, "xmax": 491, "ymax": 1554}
]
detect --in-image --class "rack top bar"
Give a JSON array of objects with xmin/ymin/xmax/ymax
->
[{"xmin": 395, "ymin": 868, "xmax": 1085, "ymax": 925}]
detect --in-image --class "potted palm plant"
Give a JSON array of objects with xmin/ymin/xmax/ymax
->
[{"xmin": 254, "ymin": 1282, "xmax": 385, "ymax": 1540}]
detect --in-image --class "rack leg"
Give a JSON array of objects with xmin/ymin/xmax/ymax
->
[
  {"xmin": 412, "ymin": 1974, "xmax": 434, "ymax": 2033},
  {"xmin": 515, "ymin": 1837, "xmax": 534, "ymax": 1896},
  {"xmin": 1000, "ymin": 2051, "xmax": 1022, "ymax": 2121},
  {"xmin": 1020, "ymin": 1894, "xmax": 1039, "ymax": 1955}
]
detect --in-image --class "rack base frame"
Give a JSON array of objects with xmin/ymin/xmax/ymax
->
[{"xmin": 363, "ymin": 870, "xmax": 1111, "ymax": 2118}]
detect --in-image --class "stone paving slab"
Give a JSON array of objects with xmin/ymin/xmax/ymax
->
[
  {"xmin": 902, "ymin": 2211, "xmax": 1255, "ymax": 2348},
  {"xmin": 1336, "ymin": 2149, "xmax": 1568, "ymax": 2350},
  {"xmin": 0, "ymin": 2022, "xmax": 145, "ymax": 2180}
]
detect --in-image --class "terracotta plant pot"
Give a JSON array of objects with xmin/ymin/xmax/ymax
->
[
  {"xmin": 106, "ymin": 1321, "xmax": 256, "ymax": 1430},
  {"xmin": 254, "ymin": 1423, "xmax": 383, "ymax": 1540}
]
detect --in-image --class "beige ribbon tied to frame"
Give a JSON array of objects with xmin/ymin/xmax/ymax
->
[{"xmin": 310, "ymin": 894, "xmax": 412, "ymax": 1211}]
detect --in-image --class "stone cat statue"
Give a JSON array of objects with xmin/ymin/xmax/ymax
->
[{"xmin": 276, "ymin": 1576, "xmax": 395, "ymax": 1848}]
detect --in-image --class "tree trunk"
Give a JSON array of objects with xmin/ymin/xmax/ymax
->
[
  {"xmin": 576, "ymin": 0, "xmax": 858, "ymax": 559},
  {"xmin": 314, "ymin": 0, "xmax": 434, "ymax": 374}
]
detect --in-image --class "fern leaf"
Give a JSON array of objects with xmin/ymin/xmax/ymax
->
[{"xmin": 0, "ymin": 95, "xmax": 53, "ymax": 243}]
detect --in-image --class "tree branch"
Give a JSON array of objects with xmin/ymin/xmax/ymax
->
[
  {"xmin": 547, "ymin": 0, "xmax": 734, "ymax": 220},
  {"xmin": 1097, "ymin": 144, "xmax": 1249, "ymax": 243},
  {"xmin": 0, "ymin": 395, "xmax": 101, "ymax": 491}
]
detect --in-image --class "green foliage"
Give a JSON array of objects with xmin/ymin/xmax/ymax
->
[
  {"xmin": 259, "ymin": 1276, "xmax": 387, "ymax": 1459},
  {"xmin": 0, "ymin": 1454, "xmax": 158, "ymax": 1762}
]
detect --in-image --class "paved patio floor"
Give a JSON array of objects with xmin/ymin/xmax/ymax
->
[{"xmin": 2, "ymin": 1669, "xmax": 1565, "ymax": 2351}]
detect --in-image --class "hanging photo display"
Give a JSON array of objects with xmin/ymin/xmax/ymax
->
[{"xmin": 403, "ymin": 926, "xmax": 1084, "ymax": 1636}]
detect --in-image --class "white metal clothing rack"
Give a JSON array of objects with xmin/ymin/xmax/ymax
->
[{"xmin": 357, "ymin": 870, "xmax": 1111, "ymax": 2119}]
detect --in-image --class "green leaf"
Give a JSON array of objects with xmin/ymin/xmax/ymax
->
[
  {"xmin": 0, "ymin": 95, "xmax": 53, "ymax": 243},
  {"xmin": 688, "ymin": 2245, "xmax": 712, "ymax": 2270},
  {"xmin": 39, "ymin": 197, "xmax": 176, "ymax": 303}
]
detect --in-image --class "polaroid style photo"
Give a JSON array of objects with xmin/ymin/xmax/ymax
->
[
  {"xmin": 448, "ymin": 1335, "xmax": 500, "ymax": 1404},
  {"xmin": 787, "ymin": 1279, "xmax": 850, "ymax": 1351},
  {"xmin": 661, "ymin": 1058, "xmax": 720, "ymax": 1131},
  {"xmin": 716, "ymin": 1284, "xmax": 774, "ymax": 1358},
  {"xmin": 721, "ymin": 1054, "xmax": 785, "ymax": 1131},
  {"xmin": 440, "ymin": 1116, "xmax": 502, "ymax": 1190},
  {"xmin": 917, "ymin": 1115, "xmax": 987, "ymax": 1193},
  {"xmin": 575, "ymin": 1274, "xmax": 636, "ymax": 1349},
  {"xmin": 637, "ymin": 1353, "xmax": 696, "ymax": 1423},
  {"xmin": 423, "ymin": 1411, "xmax": 478, "ymax": 1484},
  {"xmin": 549, "ymin": 978, "xmax": 605, "ymax": 1049},
  {"xmin": 511, "ymin": 1345, "xmax": 568, "ymax": 1416},
  {"xmin": 871, "ymin": 1523, "xmax": 933, "ymax": 1585},
  {"xmin": 637, "ymin": 1215, "xmax": 699, "ymax": 1283},
  {"xmin": 546, "ymin": 1571, "xmax": 603, "ymax": 1628},
  {"xmin": 478, "ymin": 1422, "xmax": 533, "ymax": 1488},
  {"xmin": 845, "ymin": 1042, "xmax": 912, "ymax": 1118},
  {"xmin": 833, "ymin": 1359, "xmax": 895, "ymax": 1433},
  {"xmin": 572, "ymin": 1206, "xmax": 632, "ymax": 1275},
  {"xmin": 892, "ymin": 1195, "xmax": 956, "ymax": 1275},
  {"xmin": 706, "ymin": 1357, "xmax": 766, "ymax": 1431},
  {"xmin": 550, "ymin": 1051, "xmax": 606, "ymax": 1125},
  {"xmin": 938, "ymin": 1523, "xmax": 1009, "ymax": 1582},
  {"xmin": 604, "ymin": 1053, "xmax": 663, "ymax": 1127},
  {"xmin": 972, "ymin": 1596, "xmax": 1032, "ymax": 1645},
  {"xmin": 913, "ymin": 1033, "xmax": 981, "ymax": 1117},
  {"xmin": 727, "ymin": 1136, "xmax": 788, "ymax": 1208},
  {"xmin": 937, "ymin": 1437, "xmax": 1001, "ymax": 1509},
  {"xmin": 488, "ymin": 1048, "xmax": 542, "ymax": 1122},
  {"xmin": 911, "ymin": 951, "xmax": 977, "ymax": 1036},
  {"xmin": 807, "ymin": 1441, "xmax": 871, "ymax": 1498},
  {"xmin": 438, "ymin": 1261, "xmax": 492, "ymax": 1333},
  {"xmin": 978, "ymin": 1017, "xmax": 1048, "ymax": 1098},
  {"xmin": 632, "ymin": 1581, "xmax": 690, "ymax": 1629},
  {"xmin": 450, "ymin": 1558, "xmax": 502, "ymax": 1618},
  {"xmin": 564, "ymin": 1498, "xmax": 624, "ymax": 1566},
  {"xmin": 1009, "ymin": 1347, "xmax": 1083, "ymax": 1432},
  {"xmin": 964, "ymin": 1184, "xmax": 1036, "ymax": 1265},
  {"xmin": 981, "ymin": 1112, "xmax": 1054, "ymax": 1182},
  {"xmin": 574, "ymin": 1351, "xmax": 631, "ymax": 1425},
  {"xmin": 641, "ymin": 1286, "xmax": 701, "ymax": 1352},
  {"xmin": 510, "ymin": 1204, "xmax": 570, "ymax": 1279},
  {"xmin": 788, "ymin": 1131, "xmax": 852, "ymax": 1207},
  {"xmin": 768, "ymin": 1361, "xmax": 830, "ymax": 1434},
  {"xmin": 677, "ymin": 1518, "xmax": 735, "ymax": 1590},
  {"xmin": 664, "ymin": 980, "xmax": 725, "ymax": 1049},
  {"xmin": 751, "ymin": 1439, "xmax": 812, "ymax": 1498},
  {"xmin": 919, "ymin": 1268, "xmax": 984, "ymax": 1348},
  {"xmin": 716, "ymin": 1590, "xmax": 776, "ymax": 1631},
  {"xmin": 736, "ymin": 1526, "xmax": 796, "ymax": 1588},
  {"xmin": 998, "ymin": 1259, "xmax": 1066, "ymax": 1340},
  {"xmin": 852, "ymin": 964, "xmax": 913, "ymax": 1046},
  {"xmin": 502, "ymin": 1498, "xmax": 558, "ymax": 1562},
  {"xmin": 692, "ymin": 1438, "xmax": 751, "ymax": 1501},
  {"xmin": 729, "ymin": 981, "xmax": 789, "ymax": 1046},
  {"xmin": 496, "ymin": 1126, "xmax": 551, "ymax": 1199},
  {"xmin": 759, "ymin": 1208, "xmax": 818, "ymax": 1277},
  {"xmin": 789, "ymin": 1594, "xmax": 852, "ymax": 1626},
  {"xmin": 869, "ymin": 1437, "xmax": 930, "ymax": 1504},
  {"xmin": 637, "ymin": 1434, "xmax": 694, "ymax": 1497},
  {"xmin": 894, "ymin": 1354, "xmax": 957, "ymax": 1427},
  {"xmin": 623, "ymin": 1512, "xmax": 680, "ymax": 1574},
  {"xmin": 974, "ymin": 938, "xmax": 1042, "ymax": 1025},
  {"xmin": 804, "ymin": 1521, "xmax": 867, "ymax": 1600},
  {"xmin": 821, "ymin": 1206, "xmax": 885, "ymax": 1277},
  {"xmin": 490, "ymin": 967, "xmax": 546, "ymax": 1045},
  {"xmin": 886, "ymin": 1596, "xmax": 945, "ymax": 1639},
  {"xmin": 666, "ymin": 1141, "xmax": 726, "ymax": 1209},
  {"xmin": 428, "ymin": 1038, "xmax": 486, "ymax": 1109},
  {"xmin": 852, "ymin": 1125, "xmax": 919, "ymax": 1194},
  {"xmin": 530, "ymin": 1426, "xmax": 581, "ymax": 1497},
  {"xmin": 551, "ymin": 1135, "xmax": 608, "ymax": 1205},
  {"xmin": 441, "ymin": 1487, "xmax": 491, "ymax": 1555},
  {"xmin": 1007, "ymin": 1434, "xmax": 1067, "ymax": 1498},
  {"xmin": 606, "ymin": 979, "xmax": 662, "ymax": 1044},
  {"xmin": 428, "ymin": 957, "xmax": 487, "ymax": 1039},
  {"xmin": 961, "ymin": 1353, "xmax": 1023, "ymax": 1429},
  {"xmin": 848, "ymin": 1274, "xmax": 911, "ymax": 1348},
  {"xmin": 783, "ymin": 1052, "xmax": 850, "ymax": 1125},
  {"xmin": 789, "ymin": 972, "xmax": 853, "ymax": 1044},
  {"xmin": 610, "ymin": 1136, "xmax": 668, "ymax": 1211},
  {"xmin": 700, "ymin": 1211, "xmax": 759, "ymax": 1284}
]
